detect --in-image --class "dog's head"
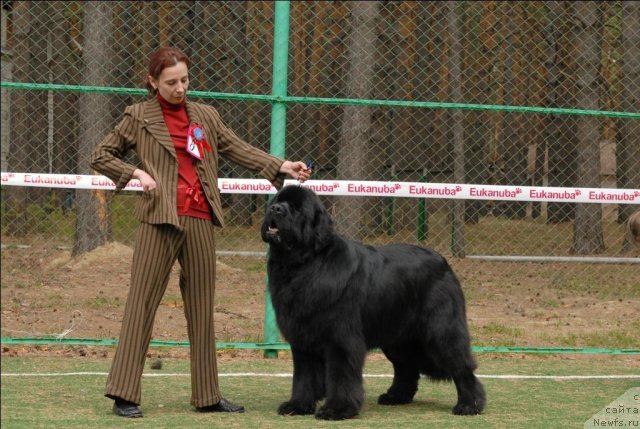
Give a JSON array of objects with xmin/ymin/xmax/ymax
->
[{"xmin": 261, "ymin": 185, "xmax": 334, "ymax": 254}]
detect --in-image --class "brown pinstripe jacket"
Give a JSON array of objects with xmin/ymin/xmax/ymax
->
[{"xmin": 91, "ymin": 98, "xmax": 286, "ymax": 228}]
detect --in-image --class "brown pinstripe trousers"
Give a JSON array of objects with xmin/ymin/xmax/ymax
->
[{"xmin": 105, "ymin": 216, "xmax": 220, "ymax": 407}]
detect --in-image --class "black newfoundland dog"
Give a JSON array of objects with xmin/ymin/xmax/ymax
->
[{"xmin": 261, "ymin": 185, "xmax": 485, "ymax": 420}]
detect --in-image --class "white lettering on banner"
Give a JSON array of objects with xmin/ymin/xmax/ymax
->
[{"xmin": 1, "ymin": 173, "xmax": 639, "ymax": 205}]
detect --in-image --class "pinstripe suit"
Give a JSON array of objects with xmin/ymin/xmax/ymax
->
[{"xmin": 91, "ymin": 97, "xmax": 285, "ymax": 407}]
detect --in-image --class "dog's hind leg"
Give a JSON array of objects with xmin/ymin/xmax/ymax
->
[
  {"xmin": 378, "ymin": 344, "xmax": 421, "ymax": 405},
  {"xmin": 420, "ymin": 331, "xmax": 486, "ymax": 415},
  {"xmin": 451, "ymin": 370, "xmax": 486, "ymax": 415}
]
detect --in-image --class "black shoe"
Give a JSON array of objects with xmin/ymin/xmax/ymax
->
[
  {"xmin": 196, "ymin": 398, "xmax": 245, "ymax": 413},
  {"xmin": 113, "ymin": 398, "xmax": 143, "ymax": 418}
]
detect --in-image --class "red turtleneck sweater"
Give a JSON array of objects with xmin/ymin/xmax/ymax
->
[{"xmin": 157, "ymin": 94, "xmax": 212, "ymax": 221}]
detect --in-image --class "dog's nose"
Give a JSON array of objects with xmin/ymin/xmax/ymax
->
[{"xmin": 270, "ymin": 204, "xmax": 284, "ymax": 215}]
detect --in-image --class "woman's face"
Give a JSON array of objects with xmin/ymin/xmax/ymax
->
[{"xmin": 149, "ymin": 61, "xmax": 189, "ymax": 104}]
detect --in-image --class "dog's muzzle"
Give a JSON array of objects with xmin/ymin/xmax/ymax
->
[
  {"xmin": 265, "ymin": 218, "xmax": 281, "ymax": 243},
  {"xmin": 265, "ymin": 204, "xmax": 287, "ymax": 243}
]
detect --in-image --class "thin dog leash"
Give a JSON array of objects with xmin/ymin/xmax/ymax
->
[{"xmin": 299, "ymin": 160, "xmax": 314, "ymax": 185}]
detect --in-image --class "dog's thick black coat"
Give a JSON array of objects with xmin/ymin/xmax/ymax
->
[{"xmin": 261, "ymin": 186, "xmax": 485, "ymax": 420}]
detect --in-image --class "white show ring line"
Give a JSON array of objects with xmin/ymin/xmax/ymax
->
[{"xmin": 1, "ymin": 372, "xmax": 639, "ymax": 380}]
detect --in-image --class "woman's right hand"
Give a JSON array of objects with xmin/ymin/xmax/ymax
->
[{"xmin": 133, "ymin": 169, "xmax": 157, "ymax": 192}]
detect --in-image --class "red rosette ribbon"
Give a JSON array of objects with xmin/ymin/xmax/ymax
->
[{"xmin": 187, "ymin": 123, "xmax": 212, "ymax": 160}]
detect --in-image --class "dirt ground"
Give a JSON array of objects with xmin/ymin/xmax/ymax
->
[{"xmin": 1, "ymin": 241, "xmax": 639, "ymax": 360}]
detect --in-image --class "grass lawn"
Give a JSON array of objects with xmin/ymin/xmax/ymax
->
[{"xmin": 1, "ymin": 353, "xmax": 638, "ymax": 429}]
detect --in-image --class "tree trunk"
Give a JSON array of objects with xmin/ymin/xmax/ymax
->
[
  {"xmin": 111, "ymin": 2, "xmax": 136, "ymax": 117},
  {"xmin": 319, "ymin": 2, "xmax": 349, "ymax": 186},
  {"xmin": 302, "ymin": 3, "xmax": 328, "ymax": 170},
  {"xmin": 570, "ymin": 1, "xmax": 604, "ymax": 254},
  {"xmin": 618, "ymin": 1, "xmax": 640, "ymax": 252},
  {"xmin": 496, "ymin": 2, "xmax": 528, "ymax": 219},
  {"xmin": 1, "ymin": 4, "xmax": 11, "ymax": 174},
  {"xmin": 132, "ymin": 2, "xmax": 159, "ymax": 88},
  {"xmin": 412, "ymin": 1, "xmax": 448, "ymax": 239},
  {"xmin": 526, "ymin": 3, "xmax": 549, "ymax": 220},
  {"xmin": 447, "ymin": 1, "xmax": 465, "ymax": 257},
  {"xmin": 546, "ymin": 2, "xmax": 578, "ymax": 224},
  {"xmin": 51, "ymin": 2, "xmax": 80, "ymax": 214},
  {"xmin": 388, "ymin": 2, "xmax": 417, "ymax": 171},
  {"xmin": 334, "ymin": 1, "xmax": 380, "ymax": 239},
  {"xmin": 463, "ymin": 2, "xmax": 496, "ymax": 223},
  {"xmin": 28, "ymin": 2, "xmax": 50, "ymax": 208},
  {"xmin": 5, "ymin": 1, "xmax": 31, "ymax": 236},
  {"xmin": 224, "ymin": 1, "xmax": 254, "ymax": 226},
  {"xmin": 72, "ymin": 2, "xmax": 114, "ymax": 256}
]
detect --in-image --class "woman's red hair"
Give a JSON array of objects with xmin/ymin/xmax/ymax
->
[{"xmin": 146, "ymin": 47, "xmax": 190, "ymax": 95}]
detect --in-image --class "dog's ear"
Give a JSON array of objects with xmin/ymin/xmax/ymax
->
[{"xmin": 312, "ymin": 202, "xmax": 333, "ymax": 252}]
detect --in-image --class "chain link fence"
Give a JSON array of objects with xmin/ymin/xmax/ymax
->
[{"xmin": 1, "ymin": 1, "xmax": 639, "ymax": 264}]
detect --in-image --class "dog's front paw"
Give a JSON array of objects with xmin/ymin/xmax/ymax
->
[
  {"xmin": 277, "ymin": 401, "xmax": 315, "ymax": 416},
  {"xmin": 378, "ymin": 392, "xmax": 414, "ymax": 405},
  {"xmin": 452, "ymin": 401, "xmax": 483, "ymax": 416},
  {"xmin": 314, "ymin": 404, "xmax": 358, "ymax": 420}
]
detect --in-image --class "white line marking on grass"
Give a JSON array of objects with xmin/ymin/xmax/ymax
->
[{"xmin": 1, "ymin": 372, "xmax": 639, "ymax": 380}]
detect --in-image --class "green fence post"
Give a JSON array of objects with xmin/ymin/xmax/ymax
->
[{"xmin": 264, "ymin": 0, "xmax": 291, "ymax": 359}]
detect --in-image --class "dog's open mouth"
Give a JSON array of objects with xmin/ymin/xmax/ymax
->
[{"xmin": 266, "ymin": 222, "xmax": 281, "ymax": 242}]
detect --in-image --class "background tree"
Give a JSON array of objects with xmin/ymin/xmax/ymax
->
[
  {"xmin": 72, "ymin": 2, "xmax": 114, "ymax": 256},
  {"xmin": 528, "ymin": 3, "xmax": 550, "ymax": 220},
  {"xmin": 412, "ymin": 1, "xmax": 449, "ymax": 239},
  {"xmin": 0, "ymin": 2, "xmax": 10, "ymax": 174},
  {"xmin": 571, "ymin": 1, "xmax": 605, "ymax": 254},
  {"xmin": 6, "ymin": 1, "xmax": 32, "ymax": 236},
  {"xmin": 448, "ymin": 1, "xmax": 466, "ymax": 257},
  {"xmin": 462, "ymin": 2, "xmax": 496, "ymax": 223},
  {"xmin": 209, "ymin": 1, "xmax": 256, "ymax": 226},
  {"xmin": 2, "ymin": 1, "xmax": 638, "ymax": 257},
  {"xmin": 7, "ymin": 1, "xmax": 48, "ymax": 218},
  {"xmin": 495, "ymin": 2, "xmax": 528, "ymax": 219},
  {"xmin": 51, "ymin": 2, "xmax": 81, "ymax": 214},
  {"xmin": 334, "ymin": 1, "xmax": 380, "ymax": 239},
  {"xmin": 618, "ymin": 0, "xmax": 640, "ymax": 253},
  {"xmin": 27, "ymin": 0, "xmax": 50, "ymax": 207},
  {"xmin": 545, "ymin": 1, "xmax": 578, "ymax": 224}
]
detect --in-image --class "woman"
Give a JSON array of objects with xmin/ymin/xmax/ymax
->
[{"xmin": 91, "ymin": 46, "xmax": 311, "ymax": 418}]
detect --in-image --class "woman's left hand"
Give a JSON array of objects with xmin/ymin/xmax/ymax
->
[{"xmin": 280, "ymin": 161, "xmax": 312, "ymax": 183}]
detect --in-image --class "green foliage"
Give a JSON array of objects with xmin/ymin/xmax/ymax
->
[
  {"xmin": 110, "ymin": 194, "xmax": 139, "ymax": 245},
  {"xmin": 85, "ymin": 295, "xmax": 120, "ymax": 310},
  {"xmin": 2, "ymin": 193, "xmax": 636, "ymax": 258}
]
